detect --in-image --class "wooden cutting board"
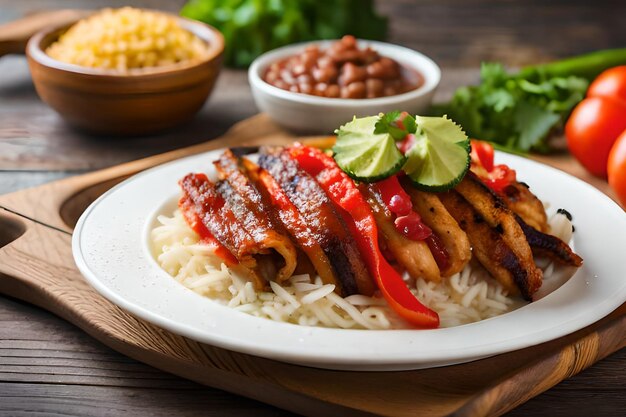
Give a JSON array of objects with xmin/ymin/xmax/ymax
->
[{"xmin": 0, "ymin": 114, "xmax": 623, "ymax": 417}]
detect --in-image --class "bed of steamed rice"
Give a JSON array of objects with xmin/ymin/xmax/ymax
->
[{"xmin": 151, "ymin": 209, "xmax": 573, "ymax": 329}]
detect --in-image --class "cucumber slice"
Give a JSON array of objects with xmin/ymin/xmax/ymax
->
[
  {"xmin": 402, "ymin": 116, "xmax": 470, "ymax": 191},
  {"xmin": 333, "ymin": 116, "xmax": 406, "ymax": 182}
]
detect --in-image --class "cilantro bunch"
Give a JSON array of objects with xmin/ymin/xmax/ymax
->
[
  {"xmin": 432, "ymin": 62, "xmax": 588, "ymax": 153},
  {"xmin": 180, "ymin": 0, "xmax": 387, "ymax": 68}
]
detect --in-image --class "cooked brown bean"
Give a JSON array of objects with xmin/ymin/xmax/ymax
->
[
  {"xmin": 341, "ymin": 35, "xmax": 357, "ymax": 49},
  {"xmin": 341, "ymin": 62, "xmax": 367, "ymax": 84},
  {"xmin": 269, "ymin": 62, "xmax": 283, "ymax": 73},
  {"xmin": 291, "ymin": 63, "xmax": 307, "ymax": 76},
  {"xmin": 383, "ymin": 86, "xmax": 397, "ymax": 96},
  {"xmin": 326, "ymin": 84, "xmax": 340, "ymax": 98},
  {"xmin": 262, "ymin": 35, "xmax": 422, "ymax": 99},
  {"xmin": 366, "ymin": 78, "xmax": 384, "ymax": 98},
  {"xmin": 317, "ymin": 56, "xmax": 335, "ymax": 69},
  {"xmin": 379, "ymin": 57, "xmax": 400, "ymax": 78},
  {"xmin": 279, "ymin": 69, "xmax": 295, "ymax": 84},
  {"xmin": 297, "ymin": 74, "xmax": 313, "ymax": 84},
  {"xmin": 299, "ymin": 83, "xmax": 313, "ymax": 94},
  {"xmin": 314, "ymin": 82, "xmax": 328, "ymax": 96},
  {"xmin": 312, "ymin": 66, "xmax": 337, "ymax": 83},
  {"xmin": 341, "ymin": 81, "xmax": 366, "ymax": 98},
  {"xmin": 265, "ymin": 70, "xmax": 279, "ymax": 84},
  {"xmin": 274, "ymin": 79, "xmax": 288, "ymax": 90}
]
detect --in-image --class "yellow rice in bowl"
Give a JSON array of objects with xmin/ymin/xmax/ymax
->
[{"xmin": 46, "ymin": 7, "xmax": 209, "ymax": 71}]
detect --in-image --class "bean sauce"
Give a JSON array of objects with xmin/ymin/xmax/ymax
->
[{"xmin": 263, "ymin": 35, "xmax": 423, "ymax": 99}]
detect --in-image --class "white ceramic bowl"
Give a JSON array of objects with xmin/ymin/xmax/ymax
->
[{"xmin": 248, "ymin": 40, "xmax": 441, "ymax": 134}]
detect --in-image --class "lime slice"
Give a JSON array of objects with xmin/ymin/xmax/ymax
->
[
  {"xmin": 333, "ymin": 116, "xmax": 406, "ymax": 182},
  {"xmin": 402, "ymin": 116, "xmax": 470, "ymax": 191}
]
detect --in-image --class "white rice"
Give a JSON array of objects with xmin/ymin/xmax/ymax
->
[{"xmin": 150, "ymin": 209, "xmax": 573, "ymax": 329}]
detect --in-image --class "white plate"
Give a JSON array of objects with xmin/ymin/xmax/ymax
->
[{"xmin": 72, "ymin": 149, "xmax": 626, "ymax": 371}]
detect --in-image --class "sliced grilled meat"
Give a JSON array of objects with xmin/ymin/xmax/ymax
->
[
  {"xmin": 258, "ymin": 147, "xmax": 374, "ymax": 296},
  {"xmin": 363, "ymin": 183, "xmax": 441, "ymax": 282},
  {"xmin": 178, "ymin": 194, "xmax": 239, "ymax": 266},
  {"xmin": 439, "ymin": 191, "xmax": 538, "ymax": 300},
  {"xmin": 214, "ymin": 179, "xmax": 298, "ymax": 282},
  {"xmin": 401, "ymin": 182, "xmax": 472, "ymax": 277},
  {"xmin": 515, "ymin": 214, "xmax": 583, "ymax": 267},
  {"xmin": 213, "ymin": 150, "xmax": 298, "ymax": 282},
  {"xmin": 244, "ymin": 158, "xmax": 337, "ymax": 287},
  {"xmin": 501, "ymin": 181, "xmax": 549, "ymax": 232},
  {"xmin": 180, "ymin": 173, "xmax": 266, "ymax": 289},
  {"xmin": 454, "ymin": 172, "xmax": 543, "ymax": 296}
]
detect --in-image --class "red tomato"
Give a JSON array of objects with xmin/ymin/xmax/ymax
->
[
  {"xmin": 470, "ymin": 139, "xmax": 495, "ymax": 171},
  {"xmin": 608, "ymin": 129, "xmax": 626, "ymax": 208},
  {"xmin": 565, "ymin": 97, "xmax": 626, "ymax": 177},
  {"xmin": 587, "ymin": 66, "xmax": 626, "ymax": 105},
  {"xmin": 482, "ymin": 164, "xmax": 517, "ymax": 193}
]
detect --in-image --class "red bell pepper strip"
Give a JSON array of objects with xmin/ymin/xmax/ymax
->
[
  {"xmin": 470, "ymin": 139, "xmax": 495, "ymax": 172},
  {"xmin": 178, "ymin": 195, "xmax": 238, "ymax": 266},
  {"xmin": 289, "ymin": 144, "xmax": 440, "ymax": 329}
]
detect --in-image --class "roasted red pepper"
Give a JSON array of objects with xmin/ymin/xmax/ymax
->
[
  {"xmin": 470, "ymin": 139, "xmax": 517, "ymax": 193},
  {"xmin": 289, "ymin": 144, "xmax": 440, "ymax": 328},
  {"xmin": 470, "ymin": 139, "xmax": 495, "ymax": 172},
  {"xmin": 178, "ymin": 195, "xmax": 238, "ymax": 266}
]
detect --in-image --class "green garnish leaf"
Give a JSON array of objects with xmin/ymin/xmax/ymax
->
[
  {"xmin": 333, "ymin": 116, "xmax": 406, "ymax": 182},
  {"xmin": 373, "ymin": 111, "xmax": 417, "ymax": 141},
  {"xmin": 430, "ymin": 61, "xmax": 588, "ymax": 152},
  {"xmin": 513, "ymin": 100, "xmax": 561, "ymax": 151},
  {"xmin": 403, "ymin": 116, "xmax": 470, "ymax": 191}
]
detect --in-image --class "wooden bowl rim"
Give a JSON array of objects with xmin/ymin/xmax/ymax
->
[{"xmin": 26, "ymin": 10, "xmax": 225, "ymax": 79}]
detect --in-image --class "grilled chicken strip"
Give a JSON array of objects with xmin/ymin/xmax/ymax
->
[
  {"xmin": 439, "ymin": 191, "xmax": 539, "ymax": 300},
  {"xmin": 258, "ymin": 147, "xmax": 374, "ymax": 296},
  {"xmin": 180, "ymin": 173, "xmax": 294, "ymax": 290},
  {"xmin": 515, "ymin": 214, "xmax": 583, "ymax": 267},
  {"xmin": 363, "ymin": 184, "xmax": 441, "ymax": 282},
  {"xmin": 213, "ymin": 150, "xmax": 298, "ymax": 281},
  {"xmin": 454, "ymin": 172, "xmax": 543, "ymax": 295},
  {"xmin": 401, "ymin": 182, "xmax": 472, "ymax": 277},
  {"xmin": 500, "ymin": 181, "xmax": 549, "ymax": 232}
]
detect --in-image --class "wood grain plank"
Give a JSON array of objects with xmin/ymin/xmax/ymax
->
[
  {"xmin": 0, "ymin": 382, "xmax": 293, "ymax": 417},
  {"xmin": 0, "ymin": 155, "xmax": 624, "ymax": 417},
  {"xmin": 0, "ymin": 295, "xmax": 623, "ymax": 417}
]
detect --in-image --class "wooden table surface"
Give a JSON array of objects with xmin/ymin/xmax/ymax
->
[{"xmin": 0, "ymin": 0, "xmax": 624, "ymax": 416}]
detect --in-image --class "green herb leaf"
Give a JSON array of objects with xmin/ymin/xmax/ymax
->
[
  {"xmin": 513, "ymin": 100, "xmax": 561, "ymax": 151},
  {"xmin": 181, "ymin": 0, "xmax": 388, "ymax": 67},
  {"xmin": 431, "ymin": 60, "xmax": 589, "ymax": 152},
  {"xmin": 374, "ymin": 111, "xmax": 417, "ymax": 141}
]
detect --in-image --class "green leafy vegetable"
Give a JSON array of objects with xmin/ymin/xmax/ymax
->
[
  {"xmin": 181, "ymin": 0, "xmax": 387, "ymax": 67},
  {"xmin": 431, "ymin": 62, "xmax": 589, "ymax": 152},
  {"xmin": 374, "ymin": 111, "xmax": 417, "ymax": 140},
  {"xmin": 333, "ymin": 112, "xmax": 470, "ymax": 190}
]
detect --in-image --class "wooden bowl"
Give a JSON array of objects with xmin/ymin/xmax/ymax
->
[{"xmin": 26, "ymin": 14, "xmax": 224, "ymax": 136}]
